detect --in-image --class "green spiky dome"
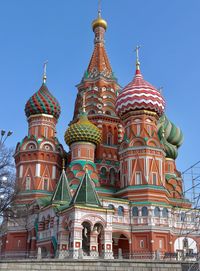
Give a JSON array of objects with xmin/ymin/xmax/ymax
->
[
  {"xmin": 158, "ymin": 115, "xmax": 183, "ymax": 160},
  {"xmin": 65, "ymin": 112, "xmax": 102, "ymax": 146}
]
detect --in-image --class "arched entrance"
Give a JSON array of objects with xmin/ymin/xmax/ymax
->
[
  {"xmin": 82, "ymin": 222, "xmax": 91, "ymax": 255},
  {"xmin": 112, "ymin": 233, "xmax": 130, "ymax": 258},
  {"xmin": 174, "ymin": 237, "xmax": 197, "ymax": 259}
]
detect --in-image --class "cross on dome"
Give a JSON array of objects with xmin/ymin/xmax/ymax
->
[
  {"xmin": 43, "ymin": 60, "xmax": 48, "ymax": 84},
  {"xmin": 134, "ymin": 45, "xmax": 141, "ymax": 73}
]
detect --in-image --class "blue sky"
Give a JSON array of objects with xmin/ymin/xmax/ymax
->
[{"xmin": 1, "ymin": 0, "xmax": 200, "ymax": 189}]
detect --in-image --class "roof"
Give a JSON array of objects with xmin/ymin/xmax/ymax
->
[
  {"xmin": 70, "ymin": 169, "xmax": 101, "ymax": 206},
  {"xmin": 51, "ymin": 169, "xmax": 72, "ymax": 205}
]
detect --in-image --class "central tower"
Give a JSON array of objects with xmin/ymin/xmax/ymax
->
[{"xmin": 71, "ymin": 9, "xmax": 123, "ymax": 189}]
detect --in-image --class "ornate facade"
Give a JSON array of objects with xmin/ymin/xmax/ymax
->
[{"xmin": 0, "ymin": 10, "xmax": 200, "ymax": 260}]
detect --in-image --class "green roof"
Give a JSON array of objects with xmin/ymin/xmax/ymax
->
[
  {"xmin": 51, "ymin": 169, "xmax": 72, "ymax": 205},
  {"xmin": 70, "ymin": 169, "xmax": 101, "ymax": 206}
]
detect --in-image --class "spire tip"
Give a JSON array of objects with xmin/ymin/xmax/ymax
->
[{"xmin": 43, "ymin": 60, "xmax": 48, "ymax": 84}]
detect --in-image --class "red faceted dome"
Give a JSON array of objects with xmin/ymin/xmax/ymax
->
[{"xmin": 116, "ymin": 67, "xmax": 165, "ymax": 118}]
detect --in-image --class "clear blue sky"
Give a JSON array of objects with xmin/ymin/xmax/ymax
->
[{"xmin": 1, "ymin": 0, "xmax": 200, "ymax": 186}]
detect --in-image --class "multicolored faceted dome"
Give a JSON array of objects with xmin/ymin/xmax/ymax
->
[
  {"xmin": 116, "ymin": 64, "xmax": 165, "ymax": 118},
  {"xmin": 157, "ymin": 115, "xmax": 183, "ymax": 160},
  {"xmin": 65, "ymin": 112, "xmax": 102, "ymax": 146},
  {"xmin": 25, "ymin": 83, "xmax": 61, "ymax": 119}
]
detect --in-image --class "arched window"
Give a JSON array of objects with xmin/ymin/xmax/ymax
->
[
  {"xmin": 180, "ymin": 212, "xmax": 186, "ymax": 222},
  {"xmin": 132, "ymin": 207, "xmax": 139, "ymax": 217},
  {"xmin": 154, "ymin": 207, "xmax": 160, "ymax": 217},
  {"xmin": 108, "ymin": 204, "xmax": 114, "ymax": 210},
  {"xmin": 100, "ymin": 167, "xmax": 107, "ymax": 178},
  {"xmin": 118, "ymin": 206, "xmax": 124, "ymax": 216},
  {"xmin": 109, "ymin": 168, "xmax": 115, "ymax": 184},
  {"xmin": 141, "ymin": 206, "xmax": 148, "ymax": 216},
  {"xmin": 43, "ymin": 178, "xmax": 49, "ymax": 190},
  {"xmin": 162, "ymin": 208, "xmax": 168, "ymax": 218},
  {"xmin": 88, "ymin": 110, "xmax": 95, "ymax": 115},
  {"xmin": 105, "ymin": 111, "xmax": 111, "ymax": 115},
  {"xmin": 107, "ymin": 133, "xmax": 113, "ymax": 146}
]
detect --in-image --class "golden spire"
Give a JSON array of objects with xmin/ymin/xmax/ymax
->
[
  {"xmin": 92, "ymin": 0, "xmax": 107, "ymax": 31},
  {"xmin": 43, "ymin": 60, "xmax": 48, "ymax": 83},
  {"xmin": 134, "ymin": 45, "xmax": 141, "ymax": 71},
  {"xmin": 62, "ymin": 158, "xmax": 65, "ymax": 170}
]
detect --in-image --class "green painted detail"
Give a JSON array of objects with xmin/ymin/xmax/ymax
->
[
  {"xmin": 144, "ymin": 137, "xmax": 148, "ymax": 141},
  {"xmin": 35, "ymin": 196, "xmax": 52, "ymax": 207},
  {"xmin": 165, "ymin": 173, "xmax": 177, "ymax": 180},
  {"xmin": 51, "ymin": 169, "xmax": 72, "ymax": 205},
  {"xmin": 69, "ymin": 160, "xmax": 96, "ymax": 169},
  {"xmin": 52, "ymin": 236, "xmax": 57, "ymax": 252},
  {"xmin": 70, "ymin": 170, "xmax": 101, "ymax": 206},
  {"xmin": 19, "ymin": 190, "xmax": 53, "ymax": 196},
  {"xmin": 157, "ymin": 115, "xmax": 183, "ymax": 159},
  {"xmin": 96, "ymin": 187, "xmax": 116, "ymax": 193},
  {"xmin": 116, "ymin": 185, "xmax": 168, "ymax": 194}
]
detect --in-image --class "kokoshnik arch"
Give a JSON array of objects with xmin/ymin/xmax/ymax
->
[{"xmin": 0, "ymin": 7, "xmax": 199, "ymax": 259}]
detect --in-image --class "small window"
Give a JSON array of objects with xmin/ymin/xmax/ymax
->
[
  {"xmin": 118, "ymin": 206, "xmax": 124, "ymax": 216},
  {"xmin": 168, "ymin": 164, "xmax": 171, "ymax": 172},
  {"xmin": 136, "ymin": 172, "xmax": 142, "ymax": 185},
  {"xmin": 152, "ymin": 173, "xmax": 157, "ymax": 185},
  {"xmin": 108, "ymin": 204, "xmax": 114, "ymax": 210},
  {"xmin": 162, "ymin": 208, "xmax": 168, "ymax": 218},
  {"xmin": 78, "ymin": 148, "xmax": 81, "ymax": 157},
  {"xmin": 44, "ymin": 127, "xmax": 48, "ymax": 138},
  {"xmin": 159, "ymin": 240, "xmax": 162, "ymax": 249},
  {"xmin": 132, "ymin": 207, "xmax": 139, "ymax": 217},
  {"xmin": 136, "ymin": 124, "xmax": 140, "ymax": 136},
  {"xmin": 25, "ymin": 176, "xmax": 31, "ymax": 190},
  {"xmin": 154, "ymin": 207, "xmax": 160, "ymax": 217},
  {"xmin": 107, "ymin": 133, "xmax": 113, "ymax": 146},
  {"xmin": 35, "ymin": 127, "xmax": 38, "ymax": 137},
  {"xmin": 141, "ymin": 206, "xmax": 148, "ymax": 216},
  {"xmin": 147, "ymin": 125, "xmax": 151, "ymax": 135},
  {"xmin": 109, "ymin": 168, "xmax": 116, "ymax": 184},
  {"xmin": 140, "ymin": 240, "xmax": 144, "ymax": 248},
  {"xmin": 43, "ymin": 178, "xmax": 49, "ymax": 190},
  {"xmin": 100, "ymin": 167, "xmax": 107, "ymax": 178},
  {"xmin": 180, "ymin": 212, "xmax": 186, "ymax": 222}
]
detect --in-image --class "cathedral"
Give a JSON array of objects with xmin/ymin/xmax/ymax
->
[{"xmin": 0, "ymin": 9, "xmax": 200, "ymax": 259}]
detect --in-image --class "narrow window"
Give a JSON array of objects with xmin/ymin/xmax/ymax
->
[
  {"xmin": 141, "ymin": 206, "xmax": 148, "ymax": 216},
  {"xmin": 136, "ymin": 124, "xmax": 140, "ymax": 136},
  {"xmin": 118, "ymin": 206, "xmax": 124, "ymax": 216},
  {"xmin": 140, "ymin": 240, "xmax": 144, "ymax": 248},
  {"xmin": 43, "ymin": 178, "xmax": 49, "ymax": 190},
  {"xmin": 132, "ymin": 207, "xmax": 139, "ymax": 217},
  {"xmin": 154, "ymin": 207, "xmax": 160, "ymax": 217},
  {"xmin": 107, "ymin": 133, "xmax": 112, "ymax": 146},
  {"xmin": 152, "ymin": 173, "xmax": 157, "ymax": 185},
  {"xmin": 35, "ymin": 127, "xmax": 38, "ymax": 137},
  {"xmin": 44, "ymin": 127, "xmax": 48, "ymax": 138},
  {"xmin": 25, "ymin": 176, "xmax": 31, "ymax": 190},
  {"xmin": 159, "ymin": 240, "xmax": 162, "ymax": 249},
  {"xmin": 136, "ymin": 172, "xmax": 142, "ymax": 185}
]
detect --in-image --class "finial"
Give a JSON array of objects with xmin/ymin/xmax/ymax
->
[
  {"xmin": 82, "ymin": 92, "xmax": 86, "ymax": 113},
  {"xmin": 98, "ymin": 0, "xmax": 101, "ymax": 18},
  {"xmin": 43, "ymin": 60, "xmax": 48, "ymax": 83},
  {"xmin": 134, "ymin": 45, "xmax": 141, "ymax": 71},
  {"xmin": 62, "ymin": 158, "xmax": 65, "ymax": 170}
]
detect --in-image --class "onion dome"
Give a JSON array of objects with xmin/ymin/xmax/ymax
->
[
  {"xmin": 92, "ymin": 10, "xmax": 107, "ymax": 31},
  {"xmin": 158, "ymin": 115, "xmax": 183, "ymax": 159},
  {"xmin": 25, "ymin": 64, "xmax": 61, "ymax": 119},
  {"xmin": 116, "ymin": 49, "xmax": 165, "ymax": 118},
  {"xmin": 25, "ymin": 83, "xmax": 61, "ymax": 119},
  {"xmin": 65, "ymin": 111, "xmax": 102, "ymax": 146}
]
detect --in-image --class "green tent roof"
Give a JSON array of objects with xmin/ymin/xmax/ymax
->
[
  {"xmin": 51, "ymin": 169, "xmax": 72, "ymax": 205},
  {"xmin": 70, "ymin": 169, "xmax": 101, "ymax": 206}
]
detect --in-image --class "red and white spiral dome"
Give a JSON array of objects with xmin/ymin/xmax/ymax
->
[{"xmin": 116, "ymin": 64, "xmax": 165, "ymax": 118}]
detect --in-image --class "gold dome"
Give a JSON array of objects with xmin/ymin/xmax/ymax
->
[
  {"xmin": 92, "ymin": 17, "xmax": 107, "ymax": 31},
  {"xmin": 65, "ymin": 112, "xmax": 102, "ymax": 146}
]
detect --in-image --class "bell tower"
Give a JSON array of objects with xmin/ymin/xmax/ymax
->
[
  {"xmin": 15, "ymin": 64, "xmax": 64, "ymax": 204},
  {"xmin": 72, "ymin": 8, "xmax": 123, "ymax": 188}
]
